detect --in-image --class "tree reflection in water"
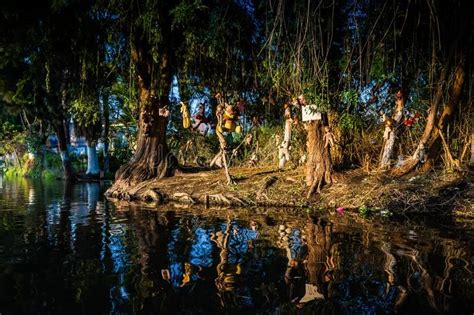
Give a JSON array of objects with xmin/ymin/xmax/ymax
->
[{"xmin": 0, "ymin": 178, "xmax": 472, "ymax": 314}]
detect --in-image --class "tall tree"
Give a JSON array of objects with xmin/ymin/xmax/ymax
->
[
  {"xmin": 392, "ymin": 0, "xmax": 473, "ymax": 176},
  {"xmin": 109, "ymin": 1, "xmax": 177, "ymax": 190},
  {"xmin": 261, "ymin": 0, "xmax": 341, "ymax": 196},
  {"xmin": 0, "ymin": 1, "xmax": 80, "ymax": 179},
  {"xmin": 106, "ymin": 0, "xmax": 257, "ymax": 195}
]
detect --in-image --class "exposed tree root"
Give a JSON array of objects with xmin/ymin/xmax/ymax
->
[
  {"xmin": 391, "ymin": 158, "xmax": 419, "ymax": 177},
  {"xmin": 257, "ymin": 176, "xmax": 278, "ymax": 200},
  {"xmin": 142, "ymin": 189, "xmax": 164, "ymax": 203},
  {"xmin": 172, "ymin": 192, "xmax": 195, "ymax": 204},
  {"xmin": 104, "ymin": 166, "xmax": 472, "ymax": 217}
]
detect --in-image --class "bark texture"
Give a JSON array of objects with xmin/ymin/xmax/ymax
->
[
  {"xmin": 101, "ymin": 93, "xmax": 110, "ymax": 174},
  {"xmin": 55, "ymin": 122, "xmax": 75, "ymax": 180},
  {"xmin": 114, "ymin": 85, "xmax": 174, "ymax": 185},
  {"xmin": 391, "ymin": 8, "xmax": 470, "ymax": 176},
  {"xmin": 305, "ymin": 120, "xmax": 332, "ymax": 198},
  {"xmin": 419, "ymin": 65, "xmax": 466, "ymax": 172},
  {"xmin": 392, "ymin": 62, "xmax": 465, "ymax": 176},
  {"xmin": 86, "ymin": 143, "xmax": 100, "ymax": 176},
  {"xmin": 380, "ymin": 92, "xmax": 405, "ymax": 169},
  {"xmin": 305, "ymin": 119, "xmax": 332, "ymax": 198},
  {"xmin": 278, "ymin": 116, "xmax": 292, "ymax": 170},
  {"xmin": 106, "ymin": 7, "xmax": 178, "ymax": 198}
]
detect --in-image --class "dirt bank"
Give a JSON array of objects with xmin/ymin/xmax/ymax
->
[{"xmin": 105, "ymin": 164, "xmax": 474, "ymax": 218}]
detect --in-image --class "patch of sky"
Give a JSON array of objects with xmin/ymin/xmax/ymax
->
[
  {"xmin": 359, "ymin": 80, "xmax": 392, "ymax": 118},
  {"xmin": 169, "ymin": 75, "xmax": 211, "ymax": 114},
  {"xmin": 223, "ymin": 221, "xmax": 258, "ymax": 265},
  {"xmin": 236, "ymin": 0, "xmax": 262, "ymax": 43},
  {"xmin": 168, "ymin": 226, "xmax": 186, "ymax": 287},
  {"xmin": 170, "ymin": 261, "xmax": 183, "ymax": 288},
  {"xmin": 189, "ymin": 227, "xmax": 214, "ymax": 267},
  {"xmin": 107, "ymin": 227, "xmax": 129, "ymax": 273}
]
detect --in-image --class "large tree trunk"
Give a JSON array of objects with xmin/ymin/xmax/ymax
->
[
  {"xmin": 101, "ymin": 93, "xmax": 110, "ymax": 174},
  {"xmin": 420, "ymin": 64, "xmax": 466, "ymax": 171},
  {"xmin": 60, "ymin": 79, "xmax": 72, "ymax": 153},
  {"xmin": 391, "ymin": 6, "xmax": 470, "ymax": 176},
  {"xmin": 392, "ymin": 61, "xmax": 465, "ymax": 176},
  {"xmin": 470, "ymin": 133, "xmax": 474, "ymax": 164},
  {"xmin": 86, "ymin": 141, "xmax": 100, "ymax": 176},
  {"xmin": 328, "ymin": 113, "xmax": 343, "ymax": 168},
  {"xmin": 305, "ymin": 119, "xmax": 332, "ymax": 198},
  {"xmin": 278, "ymin": 116, "xmax": 292, "ymax": 170},
  {"xmin": 55, "ymin": 121, "xmax": 75, "ymax": 180},
  {"xmin": 380, "ymin": 91, "xmax": 406, "ymax": 169},
  {"xmin": 107, "ymin": 32, "xmax": 177, "ymax": 198},
  {"xmin": 114, "ymin": 82, "xmax": 174, "ymax": 186}
]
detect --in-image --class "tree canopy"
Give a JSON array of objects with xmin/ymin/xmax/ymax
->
[{"xmin": 0, "ymin": 0, "xmax": 472, "ymax": 188}]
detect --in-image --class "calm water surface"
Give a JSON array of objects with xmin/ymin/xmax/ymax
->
[{"xmin": 0, "ymin": 175, "xmax": 472, "ymax": 314}]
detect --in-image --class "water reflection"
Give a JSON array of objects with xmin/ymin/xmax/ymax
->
[{"xmin": 0, "ymin": 177, "xmax": 473, "ymax": 314}]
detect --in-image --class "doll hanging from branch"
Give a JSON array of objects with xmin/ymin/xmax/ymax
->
[{"xmin": 180, "ymin": 101, "xmax": 191, "ymax": 129}]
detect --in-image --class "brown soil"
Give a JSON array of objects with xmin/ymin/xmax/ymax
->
[
  {"xmin": 321, "ymin": 168, "xmax": 473, "ymax": 217},
  {"xmin": 106, "ymin": 164, "xmax": 474, "ymax": 218}
]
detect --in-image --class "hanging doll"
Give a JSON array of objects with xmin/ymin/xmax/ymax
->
[
  {"xmin": 180, "ymin": 101, "xmax": 191, "ymax": 129},
  {"xmin": 221, "ymin": 104, "xmax": 241, "ymax": 133},
  {"xmin": 323, "ymin": 126, "xmax": 335, "ymax": 148}
]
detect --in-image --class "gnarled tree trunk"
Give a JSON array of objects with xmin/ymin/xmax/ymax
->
[
  {"xmin": 420, "ymin": 64, "xmax": 466, "ymax": 172},
  {"xmin": 114, "ymin": 67, "xmax": 174, "ymax": 184},
  {"xmin": 380, "ymin": 91, "xmax": 406, "ymax": 169},
  {"xmin": 278, "ymin": 115, "xmax": 292, "ymax": 170},
  {"xmin": 106, "ymin": 31, "xmax": 177, "ymax": 198},
  {"xmin": 470, "ymin": 133, "xmax": 474, "ymax": 164},
  {"xmin": 306, "ymin": 119, "xmax": 332, "ymax": 198},
  {"xmin": 86, "ymin": 141, "xmax": 100, "ymax": 176},
  {"xmin": 54, "ymin": 121, "xmax": 75, "ymax": 180},
  {"xmin": 391, "ymin": 6, "xmax": 470, "ymax": 176},
  {"xmin": 101, "ymin": 92, "xmax": 110, "ymax": 174},
  {"xmin": 392, "ymin": 61, "xmax": 465, "ymax": 176}
]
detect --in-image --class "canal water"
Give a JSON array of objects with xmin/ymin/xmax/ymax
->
[{"xmin": 0, "ymin": 175, "xmax": 472, "ymax": 314}]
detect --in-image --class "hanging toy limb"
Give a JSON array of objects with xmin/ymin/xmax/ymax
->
[
  {"xmin": 180, "ymin": 101, "xmax": 191, "ymax": 129},
  {"xmin": 215, "ymin": 103, "xmax": 235, "ymax": 185}
]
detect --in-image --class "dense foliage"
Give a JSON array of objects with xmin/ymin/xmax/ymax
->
[{"xmin": 0, "ymin": 0, "xmax": 472, "ymax": 179}]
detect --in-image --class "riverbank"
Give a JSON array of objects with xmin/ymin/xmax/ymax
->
[{"xmin": 105, "ymin": 164, "xmax": 474, "ymax": 218}]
